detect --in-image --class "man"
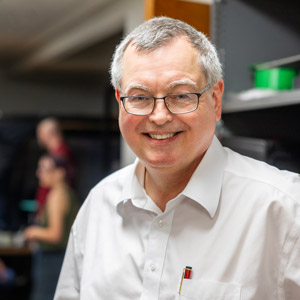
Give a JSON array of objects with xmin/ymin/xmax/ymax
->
[{"xmin": 54, "ymin": 17, "xmax": 300, "ymax": 299}]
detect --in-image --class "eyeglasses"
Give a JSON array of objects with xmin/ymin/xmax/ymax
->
[{"xmin": 120, "ymin": 84, "xmax": 210, "ymax": 116}]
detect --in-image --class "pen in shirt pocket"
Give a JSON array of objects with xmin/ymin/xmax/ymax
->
[{"xmin": 179, "ymin": 266, "xmax": 192, "ymax": 294}]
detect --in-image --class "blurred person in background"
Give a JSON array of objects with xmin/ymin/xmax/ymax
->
[
  {"xmin": 24, "ymin": 154, "xmax": 79, "ymax": 300},
  {"xmin": 35, "ymin": 117, "xmax": 76, "ymax": 216}
]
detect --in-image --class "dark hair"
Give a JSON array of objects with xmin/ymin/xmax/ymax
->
[
  {"xmin": 41, "ymin": 154, "xmax": 68, "ymax": 181},
  {"xmin": 51, "ymin": 155, "xmax": 68, "ymax": 170}
]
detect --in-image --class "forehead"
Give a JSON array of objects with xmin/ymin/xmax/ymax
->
[
  {"xmin": 121, "ymin": 37, "xmax": 204, "ymax": 92},
  {"xmin": 123, "ymin": 78, "xmax": 198, "ymax": 94}
]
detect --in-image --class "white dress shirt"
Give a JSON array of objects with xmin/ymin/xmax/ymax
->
[{"xmin": 54, "ymin": 136, "xmax": 300, "ymax": 300}]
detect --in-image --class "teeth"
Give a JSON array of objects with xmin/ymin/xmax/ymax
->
[{"xmin": 149, "ymin": 133, "xmax": 176, "ymax": 140}]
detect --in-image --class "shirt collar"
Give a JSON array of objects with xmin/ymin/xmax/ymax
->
[
  {"xmin": 182, "ymin": 136, "xmax": 227, "ymax": 218},
  {"xmin": 118, "ymin": 158, "xmax": 139, "ymax": 198},
  {"xmin": 117, "ymin": 136, "xmax": 227, "ymax": 218},
  {"xmin": 117, "ymin": 158, "xmax": 146, "ymax": 215}
]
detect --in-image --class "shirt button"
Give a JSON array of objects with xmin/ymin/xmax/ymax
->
[
  {"xmin": 158, "ymin": 220, "xmax": 164, "ymax": 227},
  {"xmin": 150, "ymin": 264, "xmax": 156, "ymax": 272}
]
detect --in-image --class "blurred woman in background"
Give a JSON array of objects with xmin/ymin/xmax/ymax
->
[{"xmin": 24, "ymin": 154, "xmax": 79, "ymax": 300}]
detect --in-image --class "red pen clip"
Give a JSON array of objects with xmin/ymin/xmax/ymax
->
[{"xmin": 184, "ymin": 266, "xmax": 192, "ymax": 279}]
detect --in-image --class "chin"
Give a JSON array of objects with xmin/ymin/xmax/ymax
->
[{"xmin": 143, "ymin": 155, "xmax": 179, "ymax": 169}]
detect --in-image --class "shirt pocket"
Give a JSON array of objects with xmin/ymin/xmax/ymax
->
[{"xmin": 177, "ymin": 279, "xmax": 241, "ymax": 300}]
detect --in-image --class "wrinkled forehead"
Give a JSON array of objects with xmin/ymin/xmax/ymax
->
[
  {"xmin": 123, "ymin": 78, "xmax": 198, "ymax": 95},
  {"xmin": 121, "ymin": 38, "xmax": 204, "ymax": 93}
]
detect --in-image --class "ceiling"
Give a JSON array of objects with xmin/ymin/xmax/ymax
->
[{"xmin": 0, "ymin": 0, "xmax": 124, "ymax": 83}]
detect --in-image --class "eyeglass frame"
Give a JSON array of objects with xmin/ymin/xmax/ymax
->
[{"xmin": 120, "ymin": 84, "xmax": 210, "ymax": 116}]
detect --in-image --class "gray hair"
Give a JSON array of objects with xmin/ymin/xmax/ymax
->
[{"xmin": 110, "ymin": 16, "xmax": 222, "ymax": 91}]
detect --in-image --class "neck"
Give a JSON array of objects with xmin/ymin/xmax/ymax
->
[
  {"xmin": 52, "ymin": 180, "xmax": 67, "ymax": 190},
  {"xmin": 144, "ymin": 160, "xmax": 200, "ymax": 212}
]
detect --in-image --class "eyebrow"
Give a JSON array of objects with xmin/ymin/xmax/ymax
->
[
  {"xmin": 166, "ymin": 78, "xmax": 198, "ymax": 90},
  {"xmin": 123, "ymin": 83, "xmax": 150, "ymax": 95},
  {"xmin": 123, "ymin": 78, "xmax": 198, "ymax": 95}
]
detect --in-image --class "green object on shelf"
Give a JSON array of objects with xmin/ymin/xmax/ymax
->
[{"xmin": 254, "ymin": 68, "xmax": 298, "ymax": 90}]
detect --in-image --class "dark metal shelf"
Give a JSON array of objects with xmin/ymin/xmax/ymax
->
[{"xmin": 223, "ymin": 89, "xmax": 300, "ymax": 113}]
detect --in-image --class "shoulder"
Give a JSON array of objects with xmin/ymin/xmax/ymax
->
[
  {"xmin": 223, "ymin": 146, "xmax": 300, "ymax": 205},
  {"xmin": 75, "ymin": 163, "xmax": 135, "ymax": 214},
  {"xmin": 71, "ymin": 163, "xmax": 136, "ymax": 241},
  {"xmin": 48, "ymin": 186, "xmax": 68, "ymax": 201},
  {"xmin": 221, "ymin": 147, "xmax": 300, "ymax": 254},
  {"xmin": 47, "ymin": 186, "xmax": 70, "ymax": 212}
]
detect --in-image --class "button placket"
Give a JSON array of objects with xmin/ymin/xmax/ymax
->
[
  {"xmin": 141, "ymin": 209, "xmax": 175, "ymax": 300},
  {"xmin": 150, "ymin": 263, "xmax": 156, "ymax": 272}
]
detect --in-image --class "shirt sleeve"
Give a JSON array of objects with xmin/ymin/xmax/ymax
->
[
  {"xmin": 54, "ymin": 227, "xmax": 81, "ymax": 300},
  {"xmin": 281, "ymin": 229, "xmax": 300, "ymax": 299}
]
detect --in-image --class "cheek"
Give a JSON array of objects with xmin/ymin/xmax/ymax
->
[
  {"xmin": 119, "ymin": 110, "xmax": 128, "ymax": 132},
  {"xmin": 199, "ymin": 101, "xmax": 218, "ymax": 123},
  {"xmin": 191, "ymin": 106, "xmax": 217, "ymax": 139},
  {"xmin": 119, "ymin": 111, "xmax": 139, "ymax": 142},
  {"xmin": 38, "ymin": 174, "xmax": 51, "ymax": 186}
]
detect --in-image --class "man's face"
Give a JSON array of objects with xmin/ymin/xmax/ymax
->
[{"xmin": 115, "ymin": 37, "xmax": 223, "ymax": 174}]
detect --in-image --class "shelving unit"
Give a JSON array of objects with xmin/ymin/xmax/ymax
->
[
  {"xmin": 223, "ymin": 89, "xmax": 300, "ymax": 113},
  {"xmin": 211, "ymin": 0, "xmax": 300, "ymax": 143},
  {"xmin": 250, "ymin": 54, "xmax": 300, "ymax": 70}
]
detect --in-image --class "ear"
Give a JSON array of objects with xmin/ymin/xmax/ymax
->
[
  {"xmin": 115, "ymin": 89, "xmax": 121, "ymax": 104},
  {"xmin": 211, "ymin": 79, "xmax": 224, "ymax": 121}
]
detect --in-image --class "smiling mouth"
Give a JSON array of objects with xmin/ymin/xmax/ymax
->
[{"xmin": 148, "ymin": 133, "xmax": 177, "ymax": 140}]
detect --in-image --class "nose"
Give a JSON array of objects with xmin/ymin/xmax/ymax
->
[{"xmin": 148, "ymin": 99, "xmax": 173, "ymax": 125}]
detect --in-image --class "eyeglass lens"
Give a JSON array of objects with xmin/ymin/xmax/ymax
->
[{"xmin": 123, "ymin": 93, "xmax": 199, "ymax": 115}]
